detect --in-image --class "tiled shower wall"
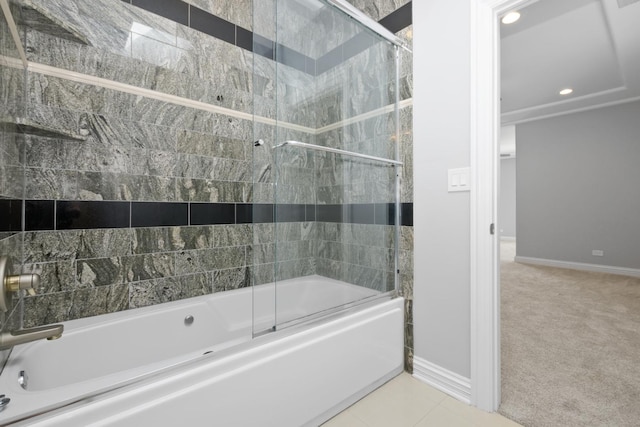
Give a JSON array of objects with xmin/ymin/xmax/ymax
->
[
  {"xmin": 0, "ymin": 0, "xmax": 313, "ymax": 329},
  {"xmin": 309, "ymin": 0, "xmax": 413, "ymax": 370},
  {"xmin": 339, "ymin": 0, "xmax": 414, "ymax": 372},
  {"xmin": 398, "ymin": 21, "xmax": 414, "ymax": 374},
  {"xmin": 0, "ymin": 0, "xmax": 413, "ymax": 370}
]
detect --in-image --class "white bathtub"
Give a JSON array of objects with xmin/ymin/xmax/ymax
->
[{"xmin": 0, "ymin": 275, "xmax": 404, "ymax": 426}]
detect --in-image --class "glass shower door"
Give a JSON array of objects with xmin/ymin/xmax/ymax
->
[
  {"xmin": 0, "ymin": 3, "xmax": 26, "ymax": 337},
  {"xmin": 252, "ymin": 0, "xmax": 402, "ymax": 335},
  {"xmin": 250, "ymin": 0, "xmax": 278, "ymax": 337}
]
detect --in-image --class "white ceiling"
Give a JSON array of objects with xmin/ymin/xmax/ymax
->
[{"xmin": 500, "ymin": 0, "xmax": 640, "ymax": 125}]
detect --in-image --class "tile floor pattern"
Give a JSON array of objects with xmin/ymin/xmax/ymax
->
[{"xmin": 322, "ymin": 373, "xmax": 522, "ymax": 427}]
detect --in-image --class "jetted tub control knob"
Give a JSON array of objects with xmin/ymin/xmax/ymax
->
[
  {"xmin": 0, "ymin": 394, "xmax": 11, "ymax": 412},
  {"xmin": 0, "ymin": 394, "xmax": 10, "ymax": 411}
]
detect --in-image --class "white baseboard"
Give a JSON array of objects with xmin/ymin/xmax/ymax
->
[
  {"xmin": 514, "ymin": 256, "xmax": 640, "ymax": 278},
  {"xmin": 413, "ymin": 357, "xmax": 471, "ymax": 404}
]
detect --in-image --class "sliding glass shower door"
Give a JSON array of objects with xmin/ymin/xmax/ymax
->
[{"xmin": 252, "ymin": 0, "xmax": 403, "ymax": 336}]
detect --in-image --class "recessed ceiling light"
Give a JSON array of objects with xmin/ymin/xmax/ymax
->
[
  {"xmin": 501, "ymin": 11, "xmax": 521, "ymax": 24},
  {"xmin": 559, "ymin": 88, "xmax": 574, "ymax": 95}
]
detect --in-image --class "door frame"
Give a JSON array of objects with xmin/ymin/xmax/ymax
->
[{"xmin": 469, "ymin": 0, "xmax": 537, "ymax": 412}]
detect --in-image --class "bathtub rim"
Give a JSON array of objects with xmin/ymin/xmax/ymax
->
[
  {"xmin": 10, "ymin": 296, "xmax": 404, "ymax": 427},
  {"xmin": 2, "ymin": 292, "xmax": 401, "ymax": 426}
]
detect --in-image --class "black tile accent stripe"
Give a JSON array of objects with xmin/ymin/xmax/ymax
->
[
  {"xmin": 317, "ymin": 204, "xmax": 343, "ymax": 223},
  {"xmin": 349, "ymin": 204, "xmax": 375, "ymax": 225},
  {"xmin": 25, "ymin": 200, "xmax": 54, "ymax": 231},
  {"xmin": 131, "ymin": 0, "xmax": 188, "ymax": 26},
  {"xmin": 305, "ymin": 57, "xmax": 316, "ymax": 75},
  {"xmin": 123, "ymin": 0, "xmax": 412, "ymax": 76},
  {"xmin": 276, "ymin": 44, "xmax": 311, "ymax": 74},
  {"xmin": 276, "ymin": 204, "xmax": 306, "ymax": 222},
  {"xmin": 57, "ymin": 201, "xmax": 130, "ymax": 230},
  {"xmin": 236, "ymin": 26, "xmax": 253, "ymax": 51},
  {"xmin": 252, "ymin": 204, "xmax": 275, "ymax": 223},
  {"xmin": 374, "ymin": 203, "xmax": 395, "ymax": 226},
  {"xmin": 253, "ymin": 34, "xmax": 275, "ymax": 61},
  {"xmin": 305, "ymin": 204, "xmax": 316, "ymax": 222},
  {"xmin": 4, "ymin": 200, "xmax": 413, "ymax": 230},
  {"xmin": 191, "ymin": 203, "xmax": 235, "ymax": 225},
  {"xmin": 379, "ymin": 2, "xmax": 413, "ymax": 34},
  {"xmin": 343, "ymin": 32, "xmax": 375, "ymax": 60},
  {"xmin": 235, "ymin": 203, "xmax": 253, "ymax": 224},
  {"xmin": 316, "ymin": 45, "xmax": 343, "ymax": 75},
  {"xmin": 190, "ymin": 7, "xmax": 236, "ymax": 45},
  {"xmin": 131, "ymin": 202, "xmax": 188, "ymax": 227},
  {"xmin": 0, "ymin": 199, "xmax": 22, "ymax": 232},
  {"xmin": 401, "ymin": 202, "xmax": 413, "ymax": 227}
]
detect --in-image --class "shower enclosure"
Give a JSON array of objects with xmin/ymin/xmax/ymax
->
[
  {"xmin": 251, "ymin": 0, "xmax": 405, "ymax": 335},
  {"xmin": 0, "ymin": 0, "xmax": 407, "ymax": 424}
]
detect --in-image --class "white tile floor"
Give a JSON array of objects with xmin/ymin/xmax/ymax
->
[{"xmin": 322, "ymin": 373, "xmax": 522, "ymax": 427}]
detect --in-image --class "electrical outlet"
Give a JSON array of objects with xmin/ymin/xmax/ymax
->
[{"xmin": 592, "ymin": 249, "xmax": 604, "ymax": 257}]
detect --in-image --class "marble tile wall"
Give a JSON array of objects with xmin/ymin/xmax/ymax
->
[
  {"xmin": 276, "ymin": 0, "xmax": 324, "ymax": 60},
  {"xmin": 347, "ymin": 0, "xmax": 412, "ymax": 22},
  {"xmin": 310, "ymin": 7, "xmax": 412, "ymax": 298},
  {"xmin": 20, "ymin": 0, "xmax": 318, "ymax": 125},
  {"xmin": 7, "ymin": 0, "xmax": 317, "ymax": 328},
  {"xmin": 397, "ymin": 22, "xmax": 414, "ymax": 373},
  {"xmin": 315, "ymin": 223, "xmax": 395, "ymax": 292},
  {"xmin": 3, "ymin": 0, "xmax": 414, "ymax": 370},
  {"xmin": 342, "ymin": 0, "xmax": 413, "ymax": 372},
  {"xmin": 315, "ymin": 41, "xmax": 396, "ymax": 128}
]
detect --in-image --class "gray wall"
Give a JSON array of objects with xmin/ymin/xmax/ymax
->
[
  {"xmin": 517, "ymin": 101, "xmax": 640, "ymax": 270},
  {"xmin": 499, "ymin": 158, "xmax": 516, "ymax": 238},
  {"xmin": 413, "ymin": 0, "xmax": 471, "ymax": 378}
]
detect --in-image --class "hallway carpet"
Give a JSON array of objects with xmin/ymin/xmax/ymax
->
[{"xmin": 498, "ymin": 241, "xmax": 640, "ymax": 427}]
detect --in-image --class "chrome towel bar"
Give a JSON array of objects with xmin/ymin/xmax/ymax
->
[{"xmin": 274, "ymin": 141, "xmax": 403, "ymax": 166}]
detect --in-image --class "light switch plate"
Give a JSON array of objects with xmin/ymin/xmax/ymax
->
[{"xmin": 448, "ymin": 167, "xmax": 470, "ymax": 192}]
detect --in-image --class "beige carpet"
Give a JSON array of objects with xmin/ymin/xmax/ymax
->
[{"xmin": 498, "ymin": 240, "xmax": 640, "ymax": 427}]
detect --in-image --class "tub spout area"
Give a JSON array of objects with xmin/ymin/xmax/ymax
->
[{"xmin": 0, "ymin": 324, "xmax": 64, "ymax": 350}]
